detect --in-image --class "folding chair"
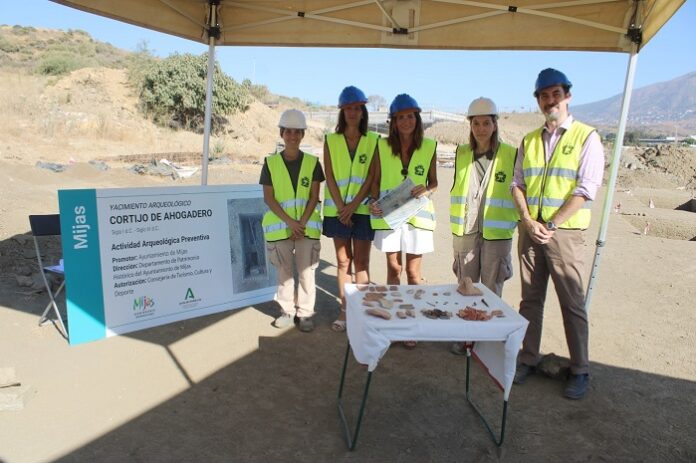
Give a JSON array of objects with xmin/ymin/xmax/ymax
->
[{"xmin": 28, "ymin": 214, "xmax": 67, "ymax": 337}]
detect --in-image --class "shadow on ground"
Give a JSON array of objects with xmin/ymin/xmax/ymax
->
[
  {"xmin": 47, "ymin": 333, "xmax": 696, "ymax": 462},
  {"xmin": 2, "ymin": 234, "xmax": 695, "ymax": 462}
]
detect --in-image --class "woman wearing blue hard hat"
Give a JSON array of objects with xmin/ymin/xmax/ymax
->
[
  {"xmin": 323, "ymin": 86, "xmax": 380, "ymax": 332},
  {"xmin": 369, "ymin": 94, "xmax": 438, "ymax": 348}
]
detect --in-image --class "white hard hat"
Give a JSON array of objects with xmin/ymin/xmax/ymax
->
[
  {"xmin": 467, "ymin": 97, "xmax": 498, "ymax": 118},
  {"xmin": 278, "ymin": 109, "xmax": 307, "ymax": 129}
]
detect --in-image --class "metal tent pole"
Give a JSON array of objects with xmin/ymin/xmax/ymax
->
[
  {"xmin": 585, "ymin": 47, "xmax": 639, "ymax": 313},
  {"xmin": 201, "ymin": 1, "xmax": 219, "ymax": 186}
]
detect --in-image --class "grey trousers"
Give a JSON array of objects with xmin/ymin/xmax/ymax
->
[
  {"xmin": 452, "ymin": 233, "xmax": 513, "ymax": 297},
  {"xmin": 517, "ymin": 226, "xmax": 590, "ymax": 375}
]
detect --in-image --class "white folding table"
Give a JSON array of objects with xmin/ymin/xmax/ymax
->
[{"xmin": 337, "ymin": 283, "xmax": 528, "ymax": 450}]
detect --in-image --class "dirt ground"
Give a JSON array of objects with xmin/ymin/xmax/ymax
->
[
  {"xmin": 1, "ymin": 67, "xmax": 696, "ymax": 462},
  {"xmin": 1, "ymin": 151, "xmax": 695, "ymax": 462}
]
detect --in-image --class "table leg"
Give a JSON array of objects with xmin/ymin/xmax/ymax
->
[
  {"xmin": 465, "ymin": 346, "xmax": 508, "ymax": 446},
  {"xmin": 337, "ymin": 340, "xmax": 373, "ymax": 451}
]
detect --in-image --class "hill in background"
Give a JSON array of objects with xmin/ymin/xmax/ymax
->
[
  {"xmin": 0, "ymin": 24, "xmax": 693, "ymax": 170},
  {"xmin": 0, "ymin": 25, "xmax": 542, "ymax": 165},
  {"xmin": 573, "ymin": 71, "xmax": 696, "ymax": 135},
  {"xmin": 0, "ymin": 25, "xmax": 332, "ymax": 165},
  {"xmin": 0, "ymin": 25, "xmax": 128, "ymax": 72}
]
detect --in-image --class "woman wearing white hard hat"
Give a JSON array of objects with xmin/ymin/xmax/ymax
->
[
  {"xmin": 323, "ymin": 86, "xmax": 380, "ymax": 332},
  {"xmin": 449, "ymin": 97, "xmax": 519, "ymax": 355},
  {"xmin": 260, "ymin": 109, "xmax": 325, "ymax": 333},
  {"xmin": 369, "ymin": 94, "xmax": 438, "ymax": 348}
]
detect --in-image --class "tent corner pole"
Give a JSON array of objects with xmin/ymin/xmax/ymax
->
[
  {"xmin": 201, "ymin": 4, "xmax": 218, "ymax": 186},
  {"xmin": 584, "ymin": 48, "xmax": 639, "ymax": 314}
]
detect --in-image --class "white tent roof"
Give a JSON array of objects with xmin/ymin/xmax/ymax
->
[{"xmin": 52, "ymin": 0, "xmax": 684, "ymax": 53}]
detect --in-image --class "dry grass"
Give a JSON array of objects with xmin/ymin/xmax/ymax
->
[{"xmin": 2, "ymin": 64, "xmax": 546, "ymax": 167}]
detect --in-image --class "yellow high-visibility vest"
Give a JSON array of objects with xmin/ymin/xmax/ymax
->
[
  {"xmin": 450, "ymin": 143, "xmax": 519, "ymax": 239},
  {"xmin": 323, "ymin": 131, "xmax": 379, "ymax": 217},
  {"xmin": 522, "ymin": 121, "xmax": 596, "ymax": 229},
  {"xmin": 371, "ymin": 137, "xmax": 437, "ymax": 231},
  {"xmin": 262, "ymin": 152, "xmax": 322, "ymax": 241}
]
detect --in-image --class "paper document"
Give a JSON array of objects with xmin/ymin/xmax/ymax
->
[{"xmin": 375, "ymin": 178, "xmax": 429, "ymax": 230}]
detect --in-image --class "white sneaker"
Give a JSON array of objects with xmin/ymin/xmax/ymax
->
[{"xmin": 273, "ymin": 313, "xmax": 294, "ymax": 328}]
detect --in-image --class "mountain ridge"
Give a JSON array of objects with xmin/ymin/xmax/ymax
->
[{"xmin": 573, "ymin": 71, "xmax": 696, "ymax": 134}]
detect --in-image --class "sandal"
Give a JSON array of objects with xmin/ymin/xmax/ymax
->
[
  {"xmin": 403, "ymin": 340, "xmax": 417, "ymax": 349},
  {"xmin": 331, "ymin": 319, "xmax": 346, "ymax": 332}
]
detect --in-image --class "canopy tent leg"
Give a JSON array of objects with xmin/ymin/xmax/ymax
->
[
  {"xmin": 585, "ymin": 47, "xmax": 639, "ymax": 313},
  {"xmin": 201, "ymin": 1, "xmax": 219, "ymax": 186}
]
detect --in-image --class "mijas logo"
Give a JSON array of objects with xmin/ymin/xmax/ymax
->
[
  {"xmin": 133, "ymin": 296, "xmax": 155, "ymax": 311},
  {"xmin": 301, "ymin": 176, "xmax": 310, "ymax": 187},
  {"xmin": 180, "ymin": 287, "xmax": 201, "ymax": 306},
  {"xmin": 133, "ymin": 296, "xmax": 155, "ymax": 318}
]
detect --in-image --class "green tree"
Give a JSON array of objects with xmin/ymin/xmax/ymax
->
[{"xmin": 138, "ymin": 53, "xmax": 251, "ymax": 133}]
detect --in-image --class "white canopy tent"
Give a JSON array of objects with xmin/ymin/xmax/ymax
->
[{"xmin": 50, "ymin": 0, "xmax": 686, "ymax": 311}]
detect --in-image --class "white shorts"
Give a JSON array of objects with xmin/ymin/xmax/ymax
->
[{"xmin": 373, "ymin": 223, "xmax": 434, "ymax": 254}]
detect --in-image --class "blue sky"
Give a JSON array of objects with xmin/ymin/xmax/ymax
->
[{"xmin": 2, "ymin": 1, "xmax": 694, "ymax": 112}]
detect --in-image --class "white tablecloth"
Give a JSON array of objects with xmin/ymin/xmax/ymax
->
[{"xmin": 346, "ymin": 283, "xmax": 528, "ymax": 400}]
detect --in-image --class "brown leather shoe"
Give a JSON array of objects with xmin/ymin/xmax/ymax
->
[{"xmin": 513, "ymin": 363, "xmax": 535, "ymax": 385}]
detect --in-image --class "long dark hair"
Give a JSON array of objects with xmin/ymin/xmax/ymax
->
[
  {"xmin": 386, "ymin": 112, "xmax": 423, "ymax": 156},
  {"xmin": 335, "ymin": 105, "xmax": 369, "ymax": 134},
  {"xmin": 468, "ymin": 115, "xmax": 499, "ymax": 153}
]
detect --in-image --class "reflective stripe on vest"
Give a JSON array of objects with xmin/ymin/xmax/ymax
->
[
  {"xmin": 262, "ymin": 153, "xmax": 322, "ymax": 241},
  {"xmin": 323, "ymin": 131, "xmax": 379, "ymax": 217},
  {"xmin": 371, "ymin": 137, "xmax": 437, "ymax": 231},
  {"xmin": 522, "ymin": 121, "xmax": 595, "ymax": 229},
  {"xmin": 449, "ymin": 143, "xmax": 519, "ymax": 239}
]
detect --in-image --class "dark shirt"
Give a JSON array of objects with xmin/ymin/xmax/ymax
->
[{"xmin": 259, "ymin": 151, "xmax": 325, "ymax": 191}]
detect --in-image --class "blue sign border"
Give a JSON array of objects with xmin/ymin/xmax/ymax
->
[{"xmin": 58, "ymin": 189, "xmax": 106, "ymax": 345}]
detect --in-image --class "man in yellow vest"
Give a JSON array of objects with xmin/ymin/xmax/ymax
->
[
  {"xmin": 510, "ymin": 69, "xmax": 605, "ymax": 399},
  {"xmin": 260, "ymin": 109, "xmax": 324, "ymax": 332},
  {"xmin": 449, "ymin": 97, "xmax": 519, "ymax": 355}
]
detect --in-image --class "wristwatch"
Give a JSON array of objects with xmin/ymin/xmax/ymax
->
[{"xmin": 546, "ymin": 221, "xmax": 557, "ymax": 231}]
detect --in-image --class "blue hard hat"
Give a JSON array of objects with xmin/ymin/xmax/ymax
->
[
  {"xmin": 338, "ymin": 86, "xmax": 367, "ymax": 108},
  {"xmin": 389, "ymin": 93, "xmax": 421, "ymax": 116},
  {"xmin": 534, "ymin": 68, "xmax": 572, "ymax": 95}
]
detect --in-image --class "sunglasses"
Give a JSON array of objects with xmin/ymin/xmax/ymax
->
[{"xmin": 401, "ymin": 168, "xmax": 408, "ymax": 177}]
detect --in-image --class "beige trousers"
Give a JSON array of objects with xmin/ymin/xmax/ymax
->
[
  {"xmin": 452, "ymin": 233, "xmax": 513, "ymax": 297},
  {"xmin": 267, "ymin": 238, "xmax": 321, "ymax": 318},
  {"xmin": 517, "ymin": 226, "xmax": 589, "ymax": 375}
]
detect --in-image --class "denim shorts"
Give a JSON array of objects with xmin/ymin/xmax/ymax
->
[{"xmin": 322, "ymin": 214, "xmax": 375, "ymax": 241}]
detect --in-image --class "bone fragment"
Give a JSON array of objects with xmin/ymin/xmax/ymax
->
[{"xmin": 365, "ymin": 308, "xmax": 391, "ymax": 320}]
